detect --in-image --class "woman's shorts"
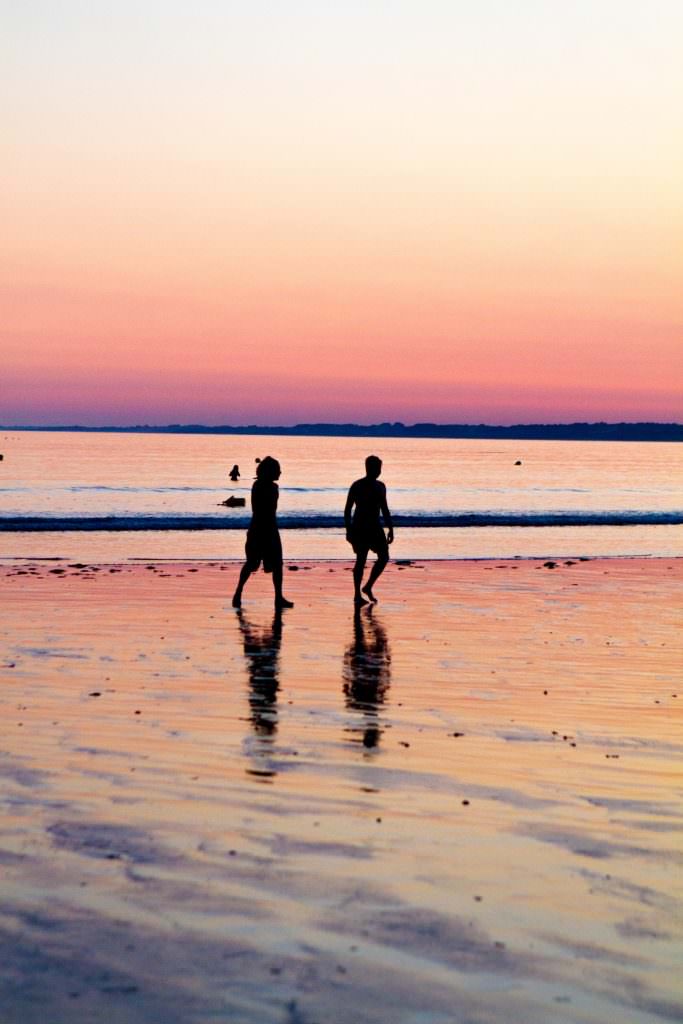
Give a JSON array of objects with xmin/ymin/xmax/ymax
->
[{"xmin": 245, "ymin": 528, "xmax": 283, "ymax": 574}]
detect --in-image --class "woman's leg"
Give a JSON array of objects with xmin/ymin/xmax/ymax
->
[
  {"xmin": 272, "ymin": 563, "xmax": 293, "ymax": 608},
  {"xmin": 232, "ymin": 562, "xmax": 253, "ymax": 607}
]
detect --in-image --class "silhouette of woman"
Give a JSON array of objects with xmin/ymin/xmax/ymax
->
[
  {"xmin": 232, "ymin": 456, "xmax": 293, "ymax": 609},
  {"xmin": 343, "ymin": 608, "xmax": 391, "ymax": 750},
  {"xmin": 229, "ymin": 464, "xmax": 240, "ymax": 481}
]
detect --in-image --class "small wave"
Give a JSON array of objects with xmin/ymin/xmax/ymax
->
[
  {"xmin": 1, "ymin": 512, "xmax": 681, "ymax": 532},
  {"xmin": 2, "ymin": 484, "xmax": 419, "ymax": 495},
  {"xmin": 66, "ymin": 485, "xmax": 229, "ymax": 494},
  {"xmin": 61, "ymin": 484, "xmax": 409, "ymax": 495}
]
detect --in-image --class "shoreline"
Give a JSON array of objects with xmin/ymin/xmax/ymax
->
[{"xmin": 1, "ymin": 552, "xmax": 681, "ymax": 566}]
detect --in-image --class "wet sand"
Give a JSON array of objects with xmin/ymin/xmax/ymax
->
[{"xmin": 1, "ymin": 558, "xmax": 681, "ymax": 1023}]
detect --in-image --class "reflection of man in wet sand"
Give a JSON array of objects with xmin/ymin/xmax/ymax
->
[
  {"xmin": 343, "ymin": 608, "xmax": 391, "ymax": 749},
  {"xmin": 344, "ymin": 455, "xmax": 394, "ymax": 606},
  {"xmin": 237, "ymin": 608, "xmax": 282, "ymax": 739}
]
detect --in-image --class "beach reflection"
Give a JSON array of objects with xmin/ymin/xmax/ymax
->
[
  {"xmin": 236, "ymin": 609, "xmax": 282, "ymax": 780},
  {"xmin": 343, "ymin": 608, "xmax": 391, "ymax": 751}
]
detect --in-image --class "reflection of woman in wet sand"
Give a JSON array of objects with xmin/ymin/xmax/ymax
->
[
  {"xmin": 232, "ymin": 456, "xmax": 293, "ymax": 609},
  {"xmin": 237, "ymin": 608, "xmax": 283, "ymax": 739},
  {"xmin": 344, "ymin": 455, "xmax": 394, "ymax": 606},
  {"xmin": 343, "ymin": 608, "xmax": 391, "ymax": 749}
]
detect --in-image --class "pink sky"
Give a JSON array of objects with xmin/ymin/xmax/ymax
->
[{"xmin": 3, "ymin": 3, "xmax": 682, "ymax": 425}]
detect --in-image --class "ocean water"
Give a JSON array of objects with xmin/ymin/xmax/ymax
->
[{"xmin": 0, "ymin": 430, "xmax": 681, "ymax": 560}]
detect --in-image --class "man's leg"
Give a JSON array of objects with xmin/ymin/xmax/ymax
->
[
  {"xmin": 353, "ymin": 548, "xmax": 369, "ymax": 604},
  {"xmin": 362, "ymin": 545, "xmax": 388, "ymax": 602}
]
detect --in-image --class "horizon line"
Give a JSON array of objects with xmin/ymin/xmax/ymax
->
[
  {"xmin": 2, "ymin": 420, "xmax": 682, "ymax": 436},
  {"xmin": 4, "ymin": 420, "xmax": 683, "ymax": 427}
]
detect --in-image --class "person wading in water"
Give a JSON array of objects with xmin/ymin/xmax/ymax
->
[
  {"xmin": 232, "ymin": 456, "xmax": 294, "ymax": 609},
  {"xmin": 344, "ymin": 455, "xmax": 394, "ymax": 606}
]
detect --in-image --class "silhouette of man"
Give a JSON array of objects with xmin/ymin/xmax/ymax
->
[{"xmin": 344, "ymin": 455, "xmax": 394, "ymax": 605}]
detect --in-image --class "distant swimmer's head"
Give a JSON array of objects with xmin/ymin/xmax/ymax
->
[
  {"xmin": 365, "ymin": 455, "xmax": 382, "ymax": 479},
  {"xmin": 256, "ymin": 456, "xmax": 281, "ymax": 482}
]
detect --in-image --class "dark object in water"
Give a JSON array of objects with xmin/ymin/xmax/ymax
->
[
  {"xmin": 219, "ymin": 496, "xmax": 246, "ymax": 508},
  {"xmin": 514, "ymin": 460, "xmax": 522, "ymax": 465},
  {"xmin": 229, "ymin": 464, "xmax": 240, "ymax": 481}
]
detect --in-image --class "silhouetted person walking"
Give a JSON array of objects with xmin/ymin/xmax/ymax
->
[
  {"xmin": 344, "ymin": 455, "xmax": 394, "ymax": 605},
  {"xmin": 232, "ymin": 456, "xmax": 294, "ymax": 609}
]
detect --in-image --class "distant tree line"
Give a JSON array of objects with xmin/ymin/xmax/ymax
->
[{"xmin": 3, "ymin": 422, "xmax": 682, "ymax": 441}]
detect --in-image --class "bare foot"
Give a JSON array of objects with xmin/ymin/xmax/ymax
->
[
  {"xmin": 275, "ymin": 597, "xmax": 294, "ymax": 609},
  {"xmin": 232, "ymin": 593, "xmax": 242, "ymax": 608},
  {"xmin": 361, "ymin": 585, "xmax": 377, "ymax": 603},
  {"xmin": 354, "ymin": 595, "xmax": 369, "ymax": 606}
]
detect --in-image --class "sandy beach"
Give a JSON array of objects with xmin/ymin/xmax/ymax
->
[{"xmin": 1, "ymin": 557, "xmax": 681, "ymax": 1023}]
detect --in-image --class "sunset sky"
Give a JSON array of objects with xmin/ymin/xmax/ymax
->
[{"xmin": 3, "ymin": 1, "xmax": 682, "ymax": 425}]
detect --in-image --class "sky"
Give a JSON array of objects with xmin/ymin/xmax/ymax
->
[{"xmin": 3, "ymin": 1, "xmax": 682, "ymax": 425}]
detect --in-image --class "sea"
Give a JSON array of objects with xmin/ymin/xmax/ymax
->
[{"xmin": 1, "ymin": 431, "xmax": 681, "ymax": 561}]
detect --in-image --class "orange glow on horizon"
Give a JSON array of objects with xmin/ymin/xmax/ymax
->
[{"xmin": 3, "ymin": 3, "xmax": 682, "ymax": 425}]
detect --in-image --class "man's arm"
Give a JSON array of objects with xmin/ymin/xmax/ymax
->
[
  {"xmin": 344, "ymin": 483, "xmax": 356, "ymax": 536},
  {"xmin": 379, "ymin": 484, "xmax": 394, "ymax": 544}
]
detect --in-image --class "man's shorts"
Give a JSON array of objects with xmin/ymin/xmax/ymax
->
[{"xmin": 349, "ymin": 524, "xmax": 388, "ymax": 557}]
